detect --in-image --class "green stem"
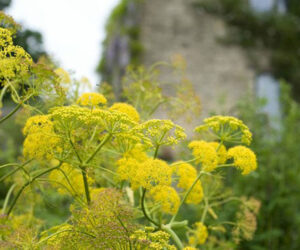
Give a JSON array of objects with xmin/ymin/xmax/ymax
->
[
  {"xmin": 141, "ymin": 188, "xmax": 159, "ymax": 227},
  {"xmin": 81, "ymin": 166, "xmax": 91, "ymax": 204},
  {"xmin": 6, "ymin": 163, "xmax": 62, "ymax": 217},
  {"xmin": 153, "ymin": 145, "xmax": 160, "ymax": 159},
  {"xmin": 1, "ymin": 184, "xmax": 17, "ymax": 214},
  {"xmin": 169, "ymin": 171, "xmax": 203, "ymax": 224},
  {"xmin": 68, "ymin": 131, "xmax": 82, "ymax": 163},
  {"xmin": 0, "ymin": 103, "xmax": 22, "ymax": 125},
  {"xmin": 162, "ymin": 225, "xmax": 184, "ymax": 250},
  {"xmin": 201, "ymin": 197, "xmax": 209, "ymax": 222},
  {"xmin": 0, "ymin": 159, "xmax": 32, "ymax": 182},
  {"xmin": 84, "ymin": 134, "xmax": 112, "ymax": 164}
]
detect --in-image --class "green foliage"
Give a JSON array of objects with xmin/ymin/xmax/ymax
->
[
  {"xmin": 231, "ymin": 82, "xmax": 300, "ymax": 249},
  {"xmin": 197, "ymin": 0, "xmax": 300, "ymax": 100}
]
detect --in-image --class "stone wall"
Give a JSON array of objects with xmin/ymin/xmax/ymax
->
[{"xmin": 139, "ymin": 0, "xmax": 256, "ymax": 117}]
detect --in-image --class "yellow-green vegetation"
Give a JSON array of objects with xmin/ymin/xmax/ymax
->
[{"xmin": 0, "ymin": 13, "xmax": 260, "ymax": 249}]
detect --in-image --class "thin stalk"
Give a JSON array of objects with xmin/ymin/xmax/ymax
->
[
  {"xmin": 153, "ymin": 145, "xmax": 160, "ymax": 159},
  {"xmin": 0, "ymin": 163, "xmax": 19, "ymax": 169},
  {"xmin": 84, "ymin": 134, "xmax": 112, "ymax": 164},
  {"xmin": 6, "ymin": 163, "xmax": 62, "ymax": 216},
  {"xmin": 201, "ymin": 197, "xmax": 209, "ymax": 222},
  {"xmin": 0, "ymin": 159, "xmax": 32, "ymax": 182},
  {"xmin": 0, "ymin": 103, "xmax": 22, "ymax": 124},
  {"xmin": 210, "ymin": 197, "xmax": 242, "ymax": 207},
  {"xmin": 161, "ymin": 225, "xmax": 184, "ymax": 250},
  {"xmin": 170, "ymin": 157, "xmax": 201, "ymax": 166},
  {"xmin": 37, "ymin": 229, "xmax": 96, "ymax": 245},
  {"xmin": 68, "ymin": 131, "xmax": 82, "ymax": 163},
  {"xmin": 81, "ymin": 166, "xmax": 90, "ymax": 204},
  {"xmin": 141, "ymin": 188, "xmax": 159, "ymax": 227},
  {"xmin": 169, "ymin": 171, "xmax": 203, "ymax": 224},
  {"xmin": 1, "ymin": 184, "xmax": 17, "ymax": 214},
  {"xmin": 79, "ymin": 133, "xmax": 112, "ymax": 204},
  {"xmin": 57, "ymin": 168, "xmax": 85, "ymax": 204}
]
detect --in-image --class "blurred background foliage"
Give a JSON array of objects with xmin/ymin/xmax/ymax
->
[{"xmin": 230, "ymin": 82, "xmax": 300, "ymax": 250}]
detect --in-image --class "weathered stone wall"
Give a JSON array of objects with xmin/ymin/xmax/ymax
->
[{"xmin": 139, "ymin": 0, "xmax": 256, "ymax": 117}]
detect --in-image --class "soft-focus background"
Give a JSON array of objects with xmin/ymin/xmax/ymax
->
[{"xmin": 1, "ymin": 0, "xmax": 300, "ymax": 249}]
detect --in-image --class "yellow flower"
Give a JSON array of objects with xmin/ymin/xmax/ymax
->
[
  {"xmin": 195, "ymin": 116, "xmax": 252, "ymax": 145},
  {"xmin": 123, "ymin": 144, "xmax": 148, "ymax": 161},
  {"xmin": 134, "ymin": 158, "xmax": 172, "ymax": 190},
  {"xmin": 49, "ymin": 163, "xmax": 94, "ymax": 195},
  {"xmin": 110, "ymin": 102, "xmax": 140, "ymax": 122},
  {"xmin": 90, "ymin": 187, "xmax": 106, "ymax": 201},
  {"xmin": 208, "ymin": 142, "xmax": 227, "ymax": 164},
  {"xmin": 135, "ymin": 119, "xmax": 186, "ymax": 146},
  {"xmin": 0, "ymin": 27, "xmax": 32, "ymax": 88},
  {"xmin": 118, "ymin": 157, "xmax": 172, "ymax": 190},
  {"xmin": 183, "ymin": 247, "xmax": 197, "ymax": 250},
  {"xmin": 117, "ymin": 157, "xmax": 140, "ymax": 183},
  {"xmin": 54, "ymin": 67, "xmax": 71, "ymax": 83},
  {"xmin": 23, "ymin": 115, "xmax": 61, "ymax": 160},
  {"xmin": 172, "ymin": 162, "xmax": 197, "ymax": 190},
  {"xmin": 172, "ymin": 162, "xmax": 203, "ymax": 204},
  {"xmin": 185, "ymin": 182, "xmax": 204, "ymax": 204},
  {"xmin": 188, "ymin": 140, "xmax": 218, "ymax": 172},
  {"xmin": 227, "ymin": 146, "xmax": 257, "ymax": 175},
  {"xmin": 77, "ymin": 92, "xmax": 107, "ymax": 107},
  {"xmin": 149, "ymin": 185, "xmax": 180, "ymax": 215},
  {"xmin": 189, "ymin": 222, "xmax": 208, "ymax": 246}
]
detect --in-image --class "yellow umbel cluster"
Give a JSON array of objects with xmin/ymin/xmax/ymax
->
[
  {"xmin": 228, "ymin": 146, "xmax": 257, "ymax": 175},
  {"xmin": 189, "ymin": 222, "xmax": 208, "ymax": 246},
  {"xmin": 23, "ymin": 115, "xmax": 61, "ymax": 160},
  {"xmin": 110, "ymin": 102, "xmax": 140, "ymax": 122},
  {"xmin": 188, "ymin": 140, "xmax": 218, "ymax": 172},
  {"xmin": 136, "ymin": 119, "xmax": 186, "ymax": 146},
  {"xmin": 77, "ymin": 92, "xmax": 107, "ymax": 107},
  {"xmin": 149, "ymin": 185, "xmax": 180, "ymax": 215},
  {"xmin": 172, "ymin": 162, "xmax": 203, "ymax": 204},
  {"xmin": 195, "ymin": 116, "xmax": 252, "ymax": 145},
  {"xmin": 0, "ymin": 27, "xmax": 32, "ymax": 87}
]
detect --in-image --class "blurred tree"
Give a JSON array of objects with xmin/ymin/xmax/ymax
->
[
  {"xmin": 0, "ymin": 0, "xmax": 11, "ymax": 10},
  {"xmin": 285, "ymin": 0, "xmax": 300, "ymax": 15}
]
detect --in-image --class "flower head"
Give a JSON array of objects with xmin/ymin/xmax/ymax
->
[
  {"xmin": 188, "ymin": 140, "xmax": 218, "ymax": 172},
  {"xmin": 195, "ymin": 116, "xmax": 252, "ymax": 145},
  {"xmin": 189, "ymin": 222, "xmax": 208, "ymax": 246},
  {"xmin": 227, "ymin": 146, "xmax": 257, "ymax": 175},
  {"xmin": 172, "ymin": 162, "xmax": 204, "ymax": 204},
  {"xmin": 110, "ymin": 102, "xmax": 140, "ymax": 122},
  {"xmin": 23, "ymin": 115, "xmax": 61, "ymax": 160},
  {"xmin": 77, "ymin": 92, "xmax": 107, "ymax": 107},
  {"xmin": 208, "ymin": 142, "xmax": 227, "ymax": 164},
  {"xmin": 117, "ymin": 158, "xmax": 172, "ymax": 190},
  {"xmin": 135, "ymin": 119, "xmax": 186, "ymax": 147},
  {"xmin": 0, "ymin": 28, "xmax": 32, "ymax": 87},
  {"xmin": 149, "ymin": 185, "xmax": 180, "ymax": 215}
]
